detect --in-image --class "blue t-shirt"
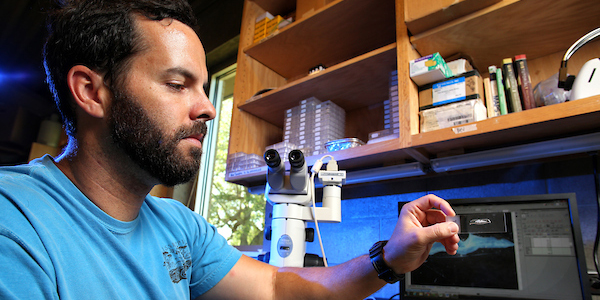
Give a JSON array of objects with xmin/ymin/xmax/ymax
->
[{"xmin": 0, "ymin": 155, "xmax": 242, "ymax": 299}]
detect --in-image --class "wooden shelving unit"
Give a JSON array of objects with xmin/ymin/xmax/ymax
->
[
  {"xmin": 239, "ymin": 43, "xmax": 397, "ymax": 127},
  {"xmin": 410, "ymin": 95, "xmax": 600, "ymax": 157},
  {"xmin": 227, "ymin": 0, "xmax": 600, "ymax": 187},
  {"xmin": 405, "ymin": 0, "xmax": 600, "ymax": 160},
  {"xmin": 409, "ymin": 0, "xmax": 600, "ymax": 73},
  {"xmin": 243, "ymin": 0, "xmax": 396, "ymax": 79}
]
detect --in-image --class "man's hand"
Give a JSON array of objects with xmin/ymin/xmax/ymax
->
[
  {"xmin": 201, "ymin": 194, "xmax": 460, "ymax": 300},
  {"xmin": 383, "ymin": 194, "xmax": 460, "ymax": 274}
]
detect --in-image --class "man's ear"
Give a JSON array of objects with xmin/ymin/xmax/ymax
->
[{"xmin": 66, "ymin": 65, "xmax": 110, "ymax": 118}]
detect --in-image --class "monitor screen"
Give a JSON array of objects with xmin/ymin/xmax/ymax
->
[{"xmin": 400, "ymin": 193, "xmax": 592, "ymax": 300}]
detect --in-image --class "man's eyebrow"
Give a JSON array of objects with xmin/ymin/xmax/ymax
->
[{"xmin": 163, "ymin": 67, "xmax": 198, "ymax": 82}]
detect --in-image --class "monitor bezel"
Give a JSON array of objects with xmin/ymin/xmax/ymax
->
[{"xmin": 399, "ymin": 193, "xmax": 592, "ymax": 300}]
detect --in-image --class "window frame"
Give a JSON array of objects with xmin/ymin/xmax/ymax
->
[{"xmin": 194, "ymin": 64, "xmax": 236, "ymax": 219}]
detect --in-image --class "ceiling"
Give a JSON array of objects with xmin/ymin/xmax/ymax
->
[{"xmin": 0, "ymin": 0, "xmax": 243, "ymax": 164}]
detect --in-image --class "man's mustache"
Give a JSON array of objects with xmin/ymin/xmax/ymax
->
[{"xmin": 175, "ymin": 121, "xmax": 207, "ymax": 141}]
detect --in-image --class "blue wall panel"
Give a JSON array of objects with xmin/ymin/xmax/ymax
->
[{"xmin": 266, "ymin": 155, "xmax": 599, "ymax": 299}]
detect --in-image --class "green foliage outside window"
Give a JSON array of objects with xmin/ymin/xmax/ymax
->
[{"xmin": 207, "ymin": 99, "xmax": 265, "ymax": 246}]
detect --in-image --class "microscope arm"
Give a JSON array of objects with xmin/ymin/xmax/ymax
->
[{"xmin": 271, "ymin": 203, "xmax": 341, "ymax": 223}]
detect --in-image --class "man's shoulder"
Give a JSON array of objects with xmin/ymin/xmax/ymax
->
[
  {"xmin": 0, "ymin": 155, "xmax": 78, "ymax": 235},
  {"xmin": 0, "ymin": 156, "xmax": 60, "ymax": 197},
  {"xmin": 0, "ymin": 158, "xmax": 58, "ymax": 254}
]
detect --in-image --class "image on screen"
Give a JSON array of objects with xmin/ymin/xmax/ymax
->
[
  {"xmin": 411, "ymin": 212, "xmax": 518, "ymax": 290},
  {"xmin": 400, "ymin": 194, "xmax": 592, "ymax": 300}
]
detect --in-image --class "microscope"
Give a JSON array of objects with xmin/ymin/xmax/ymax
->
[{"xmin": 263, "ymin": 149, "xmax": 346, "ymax": 267}]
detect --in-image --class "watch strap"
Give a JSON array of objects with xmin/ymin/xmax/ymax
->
[{"xmin": 369, "ymin": 240, "xmax": 404, "ymax": 284}]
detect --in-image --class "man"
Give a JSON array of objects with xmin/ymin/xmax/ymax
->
[{"xmin": 0, "ymin": 0, "xmax": 460, "ymax": 299}]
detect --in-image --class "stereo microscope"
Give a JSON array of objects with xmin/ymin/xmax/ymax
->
[{"xmin": 263, "ymin": 149, "xmax": 345, "ymax": 267}]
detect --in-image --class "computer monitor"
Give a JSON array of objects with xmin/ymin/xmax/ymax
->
[{"xmin": 400, "ymin": 193, "xmax": 592, "ymax": 300}]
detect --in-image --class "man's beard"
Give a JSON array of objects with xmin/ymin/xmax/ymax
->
[{"xmin": 106, "ymin": 88, "xmax": 207, "ymax": 187}]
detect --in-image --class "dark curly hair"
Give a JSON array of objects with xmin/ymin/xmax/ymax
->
[{"xmin": 43, "ymin": 0, "xmax": 198, "ymax": 137}]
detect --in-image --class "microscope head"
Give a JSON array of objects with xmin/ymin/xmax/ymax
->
[
  {"xmin": 264, "ymin": 149, "xmax": 311, "ymax": 204},
  {"xmin": 288, "ymin": 150, "xmax": 304, "ymax": 169},
  {"xmin": 287, "ymin": 150, "xmax": 307, "ymax": 191},
  {"xmin": 264, "ymin": 149, "xmax": 282, "ymax": 169},
  {"xmin": 265, "ymin": 149, "xmax": 285, "ymax": 191}
]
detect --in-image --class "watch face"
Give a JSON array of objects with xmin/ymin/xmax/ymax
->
[{"xmin": 369, "ymin": 240, "xmax": 387, "ymax": 258}]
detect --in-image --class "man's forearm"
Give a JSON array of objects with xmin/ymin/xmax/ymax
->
[{"xmin": 274, "ymin": 254, "xmax": 386, "ymax": 300}]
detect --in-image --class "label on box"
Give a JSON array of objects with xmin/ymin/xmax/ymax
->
[
  {"xmin": 420, "ymin": 99, "xmax": 487, "ymax": 132},
  {"xmin": 432, "ymin": 77, "xmax": 466, "ymax": 105},
  {"xmin": 436, "ymin": 104, "xmax": 474, "ymax": 128},
  {"xmin": 410, "ymin": 54, "xmax": 439, "ymax": 74},
  {"xmin": 452, "ymin": 123, "xmax": 478, "ymax": 134},
  {"xmin": 409, "ymin": 52, "xmax": 452, "ymax": 86}
]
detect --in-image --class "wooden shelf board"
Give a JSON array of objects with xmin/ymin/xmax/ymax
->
[
  {"xmin": 226, "ymin": 138, "xmax": 412, "ymax": 187},
  {"xmin": 308, "ymin": 138, "xmax": 410, "ymax": 170},
  {"xmin": 225, "ymin": 166, "xmax": 268, "ymax": 187},
  {"xmin": 410, "ymin": 0, "xmax": 600, "ymax": 71},
  {"xmin": 229, "ymin": 0, "xmax": 600, "ymax": 187},
  {"xmin": 244, "ymin": 0, "xmax": 396, "ymax": 79},
  {"xmin": 239, "ymin": 43, "xmax": 397, "ymax": 127},
  {"xmin": 409, "ymin": 95, "xmax": 600, "ymax": 156}
]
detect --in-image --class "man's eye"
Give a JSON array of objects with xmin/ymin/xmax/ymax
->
[{"xmin": 167, "ymin": 83, "xmax": 185, "ymax": 90}]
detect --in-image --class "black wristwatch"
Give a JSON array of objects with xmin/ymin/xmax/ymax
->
[{"xmin": 369, "ymin": 240, "xmax": 404, "ymax": 284}]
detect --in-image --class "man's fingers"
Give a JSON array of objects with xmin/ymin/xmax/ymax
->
[
  {"xmin": 425, "ymin": 210, "xmax": 449, "ymax": 226},
  {"xmin": 411, "ymin": 194, "xmax": 456, "ymax": 217},
  {"xmin": 421, "ymin": 222, "xmax": 459, "ymax": 242}
]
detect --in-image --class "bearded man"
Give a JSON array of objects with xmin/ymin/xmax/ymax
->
[{"xmin": 0, "ymin": 1, "xmax": 459, "ymax": 299}]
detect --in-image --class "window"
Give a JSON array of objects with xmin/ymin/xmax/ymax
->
[{"xmin": 193, "ymin": 65, "xmax": 265, "ymax": 247}]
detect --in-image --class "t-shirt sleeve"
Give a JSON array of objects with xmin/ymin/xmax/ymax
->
[
  {"xmin": 187, "ymin": 213, "xmax": 242, "ymax": 298},
  {"xmin": 0, "ymin": 228, "xmax": 59, "ymax": 300}
]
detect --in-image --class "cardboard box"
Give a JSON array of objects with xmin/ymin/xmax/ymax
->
[
  {"xmin": 404, "ymin": 0, "xmax": 501, "ymax": 34},
  {"xmin": 409, "ymin": 52, "xmax": 452, "ymax": 87},
  {"xmin": 28, "ymin": 142, "xmax": 59, "ymax": 161},
  {"xmin": 446, "ymin": 58, "xmax": 473, "ymax": 76},
  {"xmin": 255, "ymin": 12, "xmax": 274, "ymax": 24},
  {"xmin": 254, "ymin": 13, "xmax": 278, "ymax": 43},
  {"xmin": 150, "ymin": 184, "xmax": 174, "ymax": 198},
  {"xmin": 254, "ymin": 15, "xmax": 286, "ymax": 43},
  {"xmin": 266, "ymin": 15, "xmax": 284, "ymax": 33},
  {"xmin": 419, "ymin": 99, "xmax": 487, "ymax": 133},
  {"xmin": 296, "ymin": 0, "xmax": 334, "ymax": 20},
  {"xmin": 418, "ymin": 70, "xmax": 483, "ymax": 110}
]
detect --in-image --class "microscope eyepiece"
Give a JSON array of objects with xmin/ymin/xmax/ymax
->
[
  {"xmin": 288, "ymin": 150, "xmax": 305, "ymax": 169},
  {"xmin": 264, "ymin": 149, "xmax": 281, "ymax": 168}
]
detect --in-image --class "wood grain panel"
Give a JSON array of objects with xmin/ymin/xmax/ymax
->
[
  {"xmin": 410, "ymin": 0, "xmax": 600, "ymax": 72},
  {"xmin": 239, "ymin": 44, "xmax": 398, "ymax": 127},
  {"xmin": 229, "ymin": 0, "xmax": 286, "ymax": 156},
  {"xmin": 410, "ymin": 95, "xmax": 600, "ymax": 156},
  {"xmin": 244, "ymin": 0, "xmax": 396, "ymax": 79}
]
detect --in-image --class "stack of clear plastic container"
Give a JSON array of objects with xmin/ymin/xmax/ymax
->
[
  {"xmin": 385, "ymin": 70, "xmax": 400, "ymax": 133},
  {"xmin": 368, "ymin": 70, "xmax": 401, "ymax": 144},
  {"xmin": 226, "ymin": 152, "xmax": 265, "ymax": 174},
  {"xmin": 312, "ymin": 101, "xmax": 345, "ymax": 155},
  {"xmin": 282, "ymin": 97, "xmax": 345, "ymax": 157}
]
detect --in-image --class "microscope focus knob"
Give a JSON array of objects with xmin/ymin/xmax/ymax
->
[
  {"xmin": 265, "ymin": 226, "xmax": 272, "ymax": 241},
  {"xmin": 258, "ymin": 252, "xmax": 270, "ymax": 263},
  {"xmin": 305, "ymin": 228, "xmax": 314, "ymax": 242},
  {"xmin": 304, "ymin": 254, "xmax": 324, "ymax": 267}
]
